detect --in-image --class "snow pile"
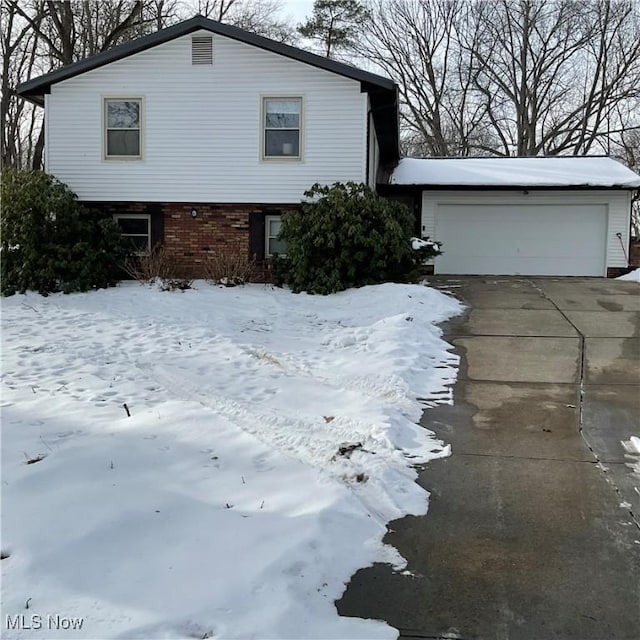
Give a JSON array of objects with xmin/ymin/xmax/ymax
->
[
  {"xmin": 1, "ymin": 282, "xmax": 462, "ymax": 639},
  {"xmin": 622, "ymin": 436, "xmax": 640, "ymax": 476},
  {"xmin": 411, "ymin": 237, "xmax": 440, "ymax": 251},
  {"xmin": 391, "ymin": 156, "xmax": 640, "ymax": 188},
  {"xmin": 616, "ymin": 268, "xmax": 640, "ymax": 282}
]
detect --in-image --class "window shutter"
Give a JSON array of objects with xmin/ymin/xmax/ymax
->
[
  {"xmin": 249, "ymin": 212, "xmax": 265, "ymax": 262},
  {"xmin": 147, "ymin": 203, "xmax": 164, "ymax": 250},
  {"xmin": 192, "ymin": 36, "xmax": 213, "ymax": 65}
]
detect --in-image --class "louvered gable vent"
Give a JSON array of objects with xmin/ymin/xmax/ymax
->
[{"xmin": 192, "ymin": 36, "xmax": 213, "ymax": 65}]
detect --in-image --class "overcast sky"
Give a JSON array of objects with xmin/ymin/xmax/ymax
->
[{"xmin": 279, "ymin": 0, "xmax": 316, "ymax": 24}]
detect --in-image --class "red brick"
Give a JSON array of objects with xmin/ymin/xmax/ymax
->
[{"xmin": 84, "ymin": 201, "xmax": 299, "ymax": 281}]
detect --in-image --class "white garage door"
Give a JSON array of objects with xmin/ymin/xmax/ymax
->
[{"xmin": 435, "ymin": 203, "xmax": 607, "ymax": 276}]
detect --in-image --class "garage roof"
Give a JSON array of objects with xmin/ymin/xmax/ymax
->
[{"xmin": 390, "ymin": 157, "xmax": 640, "ymax": 189}]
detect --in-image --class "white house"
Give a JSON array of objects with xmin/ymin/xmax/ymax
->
[
  {"xmin": 17, "ymin": 15, "xmax": 399, "ymax": 276},
  {"xmin": 17, "ymin": 16, "xmax": 640, "ymax": 278}
]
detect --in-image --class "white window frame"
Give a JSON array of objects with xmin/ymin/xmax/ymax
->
[
  {"xmin": 261, "ymin": 96, "xmax": 303, "ymax": 161},
  {"xmin": 103, "ymin": 97, "xmax": 143, "ymax": 160},
  {"xmin": 114, "ymin": 213, "xmax": 151, "ymax": 255},
  {"xmin": 265, "ymin": 215, "xmax": 286, "ymax": 257}
]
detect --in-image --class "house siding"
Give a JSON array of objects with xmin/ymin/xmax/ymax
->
[
  {"xmin": 420, "ymin": 190, "xmax": 632, "ymax": 275},
  {"xmin": 47, "ymin": 29, "xmax": 367, "ymax": 203}
]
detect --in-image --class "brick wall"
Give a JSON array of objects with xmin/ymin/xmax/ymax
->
[
  {"xmin": 84, "ymin": 201, "xmax": 300, "ymax": 280},
  {"xmin": 163, "ymin": 203, "xmax": 251, "ymax": 277},
  {"xmin": 630, "ymin": 240, "xmax": 640, "ymax": 267}
]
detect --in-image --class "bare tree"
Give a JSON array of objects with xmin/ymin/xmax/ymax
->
[
  {"xmin": 223, "ymin": 0, "xmax": 296, "ymax": 43},
  {"xmin": 553, "ymin": 0, "xmax": 640, "ymax": 156},
  {"xmin": 3, "ymin": 0, "xmax": 296, "ymax": 171},
  {"xmin": 182, "ymin": 0, "xmax": 296, "ymax": 42},
  {"xmin": 3, "ymin": 0, "xmax": 192, "ymax": 170},
  {"xmin": 355, "ymin": 0, "xmax": 487, "ymax": 156},
  {"xmin": 1, "ymin": 1, "xmax": 45, "ymax": 168},
  {"xmin": 466, "ymin": 0, "xmax": 640, "ymax": 157},
  {"xmin": 354, "ymin": 0, "xmax": 640, "ymax": 159},
  {"xmin": 8, "ymin": 1, "xmax": 168, "ymax": 66},
  {"xmin": 191, "ymin": 0, "xmax": 239, "ymax": 20}
]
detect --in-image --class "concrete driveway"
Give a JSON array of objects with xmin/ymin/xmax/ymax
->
[{"xmin": 338, "ymin": 277, "xmax": 640, "ymax": 640}]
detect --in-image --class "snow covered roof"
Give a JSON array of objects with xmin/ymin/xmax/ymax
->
[{"xmin": 390, "ymin": 157, "xmax": 640, "ymax": 189}]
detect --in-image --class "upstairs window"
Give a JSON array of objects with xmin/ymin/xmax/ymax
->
[
  {"xmin": 104, "ymin": 98, "xmax": 141, "ymax": 159},
  {"xmin": 263, "ymin": 98, "xmax": 302, "ymax": 159}
]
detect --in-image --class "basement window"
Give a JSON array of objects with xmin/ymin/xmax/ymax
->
[
  {"xmin": 114, "ymin": 213, "xmax": 151, "ymax": 254},
  {"xmin": 192, "ymin": 36, "xmax": 213, "ymax": 65},
  {"xmin": 265, "ymin": 215, "xmax": 287, "ymax": 256}
]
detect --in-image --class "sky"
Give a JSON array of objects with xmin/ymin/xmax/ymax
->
[{"xmin": 279, "ymin": 0, "xmax": 316, "ymax": 23}]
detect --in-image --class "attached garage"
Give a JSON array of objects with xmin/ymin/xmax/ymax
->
[
  {"xmin": 430, "ymin": 195, "xmax": 609, "ymax": 277},
  {"xmin": 388, "ymin": 157, "xmax": 640, "ymax": 277}
]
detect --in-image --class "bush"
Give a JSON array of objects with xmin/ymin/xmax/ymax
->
[
  {"xmin": 1, "ymin": 169, "xmax": 130, "ymax": 296},
  {"xmin": 123, "ymin": 244, "xmax": 193, "ymax": 291},
  {"xmin": 204, "ymin": 249, "xmax": 256, "ymax": 286},
  {"xmin": 123, "ymin": 243, "xmax": 172, "ymax": 283},
  {"xmin": 274, "ymin": 182, "xmax": 439, "ymax": 294}
]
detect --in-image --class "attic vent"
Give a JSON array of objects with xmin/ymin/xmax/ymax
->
[{"xmin": 192, "ymin": 36, "xmax": 213, "ymax": 65}]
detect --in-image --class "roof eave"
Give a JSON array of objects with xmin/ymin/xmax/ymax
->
[
  {"xmin": 368, "ymin": 85, "xmax": 400, "ymax": 167},
  {"xmin": 384, "ymin": 183, "xmax": 640, "ymax": 190},
  {"xmin": 16, "ymin": 15, "xmax": 396, "ymax": 99}
]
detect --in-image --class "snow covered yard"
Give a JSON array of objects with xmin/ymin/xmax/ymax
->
[{"xmin": 1, "ymin": 282, "xmax": 461, "ymax": 639}]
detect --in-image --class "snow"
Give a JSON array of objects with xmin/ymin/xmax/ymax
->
[
  {"xmin": 622, "ymin": 436, "xmax": 640, "ymax": 477},
  {"xmin": 411, "ymin": 237, "xmax": 439, "ymax": 251},
  {"xmin": 1, "ymin": 281, "xmax": 462, "ymax": 639},
  {"xmin": 622, "ymin": 436, "xmax": 640, "ymax": 479},
  {"xmin": 629, "ymin": 436, "xmax": 640, "ymax": 454},
  {"xmin": 390, "ymin": 157, "xmax": 640, "ymax": 188},
  {"xmin": 617, "ymin": 268, "xmax": 640, "ymax": 282}
]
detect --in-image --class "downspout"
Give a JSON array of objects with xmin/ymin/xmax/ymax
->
[
  {"xmin": 629, "ymin": 189, "xmax": 640, "ymax": 267},
  {"xmin": 365, "ymin": 103, "xmax": 371, "ymax": 187}
]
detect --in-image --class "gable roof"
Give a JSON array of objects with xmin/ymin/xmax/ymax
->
[
  {"xmin": 389, "ymin": 157, "xmax": 640, "ymax": 189},
  {"xmin": 16, "ymin": 15, "xmax": 399, "ymax": 164}
]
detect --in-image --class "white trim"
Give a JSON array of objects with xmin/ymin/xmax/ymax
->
[
  {"xmin": 102, "ymin": 96, "xmax": 143, "ymax": 161},
  {"xmin": 260, "ymin": 95, "xmax": 303, "ymax": 162},
  {"xmin": 113, "ymin": 212, "xmax": 151, "ymax": 254}
]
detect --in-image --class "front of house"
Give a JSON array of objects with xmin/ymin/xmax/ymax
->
[
  {"xmin": 17, "ymin": 16, "xmax": 640, "ymax": 279},
  {"xmin": 17, "ymin": 16, "xmax": 399, "ymax": 277}
]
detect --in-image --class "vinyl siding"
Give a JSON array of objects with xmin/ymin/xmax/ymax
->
[
  {"xmin": 421, "ymin": 190, "xmax": 632, "ymax": 273},
  {"xmin": 46, "ymin": 30, "xmax": 367, "ymax": 202}
]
